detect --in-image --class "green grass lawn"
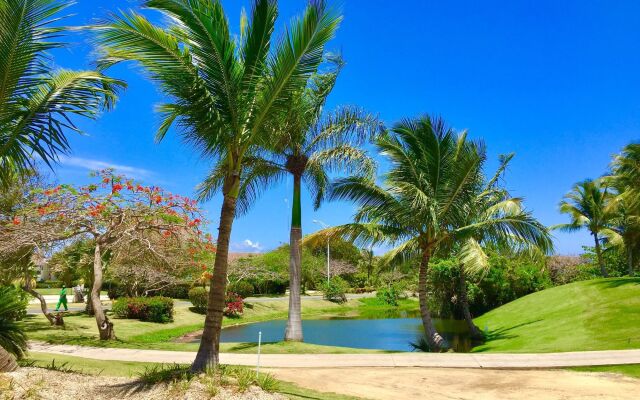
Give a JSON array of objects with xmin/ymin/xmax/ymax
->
[
  {"xmin": 22, "ymin": 296, "xmax": 417, "ymax": 353},
  {"xmin": 473, "ymin": 277, "xmax": 640, "ymax": 353}
]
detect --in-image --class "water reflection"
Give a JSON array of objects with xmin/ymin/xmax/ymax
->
[{"xmin": 189, "ymin": 316, "xmax": 479, "ymax": 352}]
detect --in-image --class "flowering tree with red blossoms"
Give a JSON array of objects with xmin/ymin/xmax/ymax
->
[{"xmin": 0, "ymin": 169, "xmax": 214, "ymax": 339}]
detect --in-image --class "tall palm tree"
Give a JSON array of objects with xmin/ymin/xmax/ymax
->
[
  {"xmin": 311, "ymin": 115, "xmax": 548, "ymax": 351},
  {"xmin": 605, "ymin": 143, "xmax": 640, "ymax": 275},
  {"xmin": 0, "ymin": 286, "xmax": 27, "ymax": 372},
  {"xmin": 200, "ymin": 57, "xmax": 379, "ymax": 341},
  {"xmin": 455, "ymin": 154, "xmax": 552, "ymax": 339},
  {"xmin": 554, "ymin": 180, "xmax": 616, "ymax": 277},
  {"xmin": 0, "ymin": 0, "xmax": 125, "ymax": 187},
  {"xmin": 95, "ymin": 0, "xmax": 341, "ymax": 370}
]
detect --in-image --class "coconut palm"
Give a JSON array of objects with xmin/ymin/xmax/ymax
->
[
  {"xmin": 606, "ymin": 143, "xmax": 640, "ymax": 275},
  {"xmin": 311, "ymin": 115, "xmax": 549, "ymax": 351},
  {"xmin": 554, "ymin": 180, "xmax": 616, "ymax": 277},
  {"xmin": 95, "ymin": 0, "xmax": 341, "ymax": 370},
  {"xmin": 199, "ymin": 57, "xmax": 379, "ymax": 341},
  {"xmin": 0, "ymin": 0, "xmax": 125, "ymax": 188},
  {"xmin": 0, "ymin": 286, "xmax": 28, "ymax": 372},
  {"xmin": 454, "ymin": 154, "xmax": 552, "ymax": 338}
]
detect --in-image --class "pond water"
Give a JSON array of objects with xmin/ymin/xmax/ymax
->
[{"xmin": 189, "ymin": 311, "xmax": 477, "ymax": 352}]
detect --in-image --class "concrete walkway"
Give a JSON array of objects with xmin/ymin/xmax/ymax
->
[{"xmin": 29, "ymin": 342, "xmax": 640, "ymax": 368}]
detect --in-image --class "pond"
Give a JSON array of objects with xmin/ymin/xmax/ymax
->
[{"xmin": 188, "ymin": 312, "xmax": 478, "ymax": 352}]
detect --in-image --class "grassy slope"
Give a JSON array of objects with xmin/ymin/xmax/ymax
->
[
  {"xmin": 22, "ymin": 297, "xmax": 416, "ymax": 353},
  {"xmin": 473, "ymin": 277, "xmax": 640, "ymax": 353}
]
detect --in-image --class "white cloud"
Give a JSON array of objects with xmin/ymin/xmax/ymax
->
[
  {"xmin": 231, "ymin": 239, "xmax": 263, "ymax": 253},
  {"xmin": 59, "ymin": 156, "xmax": 153, "ymax": 179}
]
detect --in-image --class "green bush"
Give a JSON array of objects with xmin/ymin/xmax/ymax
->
[
  {"xmin": 188, "ymin": 287, "xmax": 208, "ymax": 311},
  {"xmin": 112, "ymin": 296, "xmax": 174, "ymax": 323},
  {"xmin": 320, "ymin": 276, "xmax": 348, "ymax": 303},
  {"xmin": 156, "ymin": 283, "xmax": 191, "ymax": 299},
  {"xmin": 376, "ymin": 285, "xmax": 399, "ymax": 306},
  {"xmin": 227, "ymin": 281, "xmax": 255, "ymax": 298}
]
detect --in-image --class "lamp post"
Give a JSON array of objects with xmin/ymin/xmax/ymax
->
[{"xmin": 313, "ymin": 219, "xmax": 330, "ymax": 284}]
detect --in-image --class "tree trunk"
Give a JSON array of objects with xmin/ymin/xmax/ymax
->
[
  {"xmin": 0, "ymin": 346, "xmax": 18, "ymax": 372},
  {"xmin": 22, "ymin": 284, "xmax": 62, "ymax": 326},
  {"xmin": 92, "ymin": 242, "xmax": 114, "ymax": 340},
  {"xmin": 594, "ymin": 233, "xmax": 608, "ymax": 277},
  {"xmin": 285, "ymin": 174, "xmax": 304, "ymax": 341},
  {"xmin": 628, "ymin": 248, "xmax": 634, "ymax": 276},
  {"xmin": 418, "ymin": 250, "xmax": 449, "ymax": 351},
  {"xmin": 191, "ymin": 189, "xmax": 238, "ymax": 372},
  {"xmin": 459, "ymin": 267, "xmax": 483, "ymax": 340}
]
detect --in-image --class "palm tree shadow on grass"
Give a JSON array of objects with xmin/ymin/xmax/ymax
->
[
  {"xmin": 471, "ymin": 319, "xmax": 543, "ymax": 352},
  {"xmin": 588, "ymin": 277, "xmax": 640, "ymax": 289}
]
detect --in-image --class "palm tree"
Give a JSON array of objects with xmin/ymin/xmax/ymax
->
[
  {"xmin": 554, "ymin": 180, "xmax": 616, "ymax": 277},
  {"xmin": 0, "ymin": 286, "xmax": 27, "ymax": 372},
  {"xmin": 200, "ymin": 57, "xmax": 378, "ymax": 341},
  {"xmin": 95, "ymin": 0, "xmax": 341, "ymax": 370},
  {"xmin": 0, "ymin": 0, "xmax": 125, "ymax": 187},
  {"xmin": 312, "ymin": 115, "xmax": 548, "ymax": 351},
  {"xmin": 606, "ymin": 143, "xmax": 640, "ymax": 275},
  {"xmin": 455, "ymin": 154, "xmax": 552, "ymax": 339}
]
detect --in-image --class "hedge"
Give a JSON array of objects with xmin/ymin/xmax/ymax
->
[{"xmin": 112, "ymin": 296, "xmax": 174, "ymax": 323}]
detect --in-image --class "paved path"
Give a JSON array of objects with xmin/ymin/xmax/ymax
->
[{"xmin": 29, "ymin": 342, "xmax": 640, "ymax": 368}]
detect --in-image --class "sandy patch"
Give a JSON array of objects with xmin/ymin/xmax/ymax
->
[
  {"xmin": 1, "ymin": 368, "xmax": 284, "ymax": 400},
  {"xmin": 267, "ymin": 367, "xmax": 640, "ymax": 400}
]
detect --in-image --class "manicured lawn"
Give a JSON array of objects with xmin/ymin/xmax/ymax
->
[
  {"xmin": 22, "ymin": 297, "xmax": 418, "ymax": 353},
  {"xmin": 473, "ymin": 277, "xmax": 640, "ymax": 353}
]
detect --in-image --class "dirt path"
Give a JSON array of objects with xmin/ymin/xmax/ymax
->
[{"xmin": 267, "ymin": 367, "xmax": 640, "ymax": 400}]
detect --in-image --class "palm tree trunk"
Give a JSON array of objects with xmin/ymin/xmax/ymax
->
[
  {"xmin": 192, "ymin": 189, "xmax": 238, "ymax": 372},
  {"xmin": 92, "ymin": 242, "xmax": 114, "ymax": 340},
  {"xmin": 0, "ymin": 346, "xmax": 18, "ymax": 372},
  {"xmin": 594, "ymin": 233, "xmax": 608, "ymax": 277},
  {"xmin": 459, "ymin": 267, "xmax": 482, "ymax": 340},
  {"xmin": 418, "ymin": 250, "xmax": 449, "ymax": 351},
  {"xmin": 285, "ymin": 174, "xmax": 304, "ymax": 341}
]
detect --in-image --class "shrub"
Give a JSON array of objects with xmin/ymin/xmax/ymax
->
[
  {"xmin": 156, "ymin": 282, "xmax": 191, "ymax": 299},
  {"xmin": 376, "ymin": 286, "xmax": 400, "ymax": 306},
  {"xmin": 188, "ymin": 287, "xmax": 208, "ymax": 312},
  {"xmin": 223, "ymin": 292, "xmax": 244, "ymax": 318},
  {"xmin": 112, "ymin": 296, "xmax": 174, "ymax": 323},
  {"xmin": 320, "ymin": 276, "xmax": 348, "ymax": 303},
  {"xmin": 227, "ymin": 281, "xmax": 255, "ymax": 298}
]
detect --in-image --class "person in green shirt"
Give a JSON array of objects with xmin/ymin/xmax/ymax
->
[{"xmin": 55, "ymin": 285, "xmax": 68, "ymax": 312}]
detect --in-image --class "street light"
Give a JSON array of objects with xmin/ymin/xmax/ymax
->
[{"xmin": 312, "ymin": 219, "xmax": 330, "ymax": 284}]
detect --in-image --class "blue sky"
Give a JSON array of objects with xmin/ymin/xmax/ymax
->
[{"xmin": 48, "ymin": 0, "xmax": 640, "ymax": 254}]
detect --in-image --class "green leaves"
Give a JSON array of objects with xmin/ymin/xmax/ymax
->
[
  {"xmin": 96, "ymin": 0, "xmax": 342, "ymax": 208},
  {"xmin": 0, "ymin": 0, "xmax": 124, "ymax": 188}
]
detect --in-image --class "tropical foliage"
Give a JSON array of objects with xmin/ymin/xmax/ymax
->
[
  {"xmin": 0, "ymin": 0, "xmax": 124, "ymax": 187},
  {"xmin": 0, "ymin": 286, "xmax": 27, "ymax": 371},
  {"xmin": 310, "ymin": 115, "xmax": 552, "ymax": 351}
]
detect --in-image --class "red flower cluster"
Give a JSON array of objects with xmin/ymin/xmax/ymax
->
[
  {"xmin": 223, "ymin": 292, "xmax": 244, "ymax": 317},
  {"xmin": 88, "ymin": 203, "xmax": 107, "ymax": 217},
  {"xmin": 112, "ymin": 183, "xmax": 124, "ymax": 193},
  {"xmin": 12, "ymin": 217, "xmax": 20, "ymax": 225}
]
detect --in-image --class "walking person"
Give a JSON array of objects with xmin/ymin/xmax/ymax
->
[{"xmin": 55, "ymin": 285, "xmax": 68, "ymax": 312}]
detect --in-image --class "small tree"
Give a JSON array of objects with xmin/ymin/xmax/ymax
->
[{"xmin": 0, "ymin": 169, "xmax": 212, "ymax": 339}]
